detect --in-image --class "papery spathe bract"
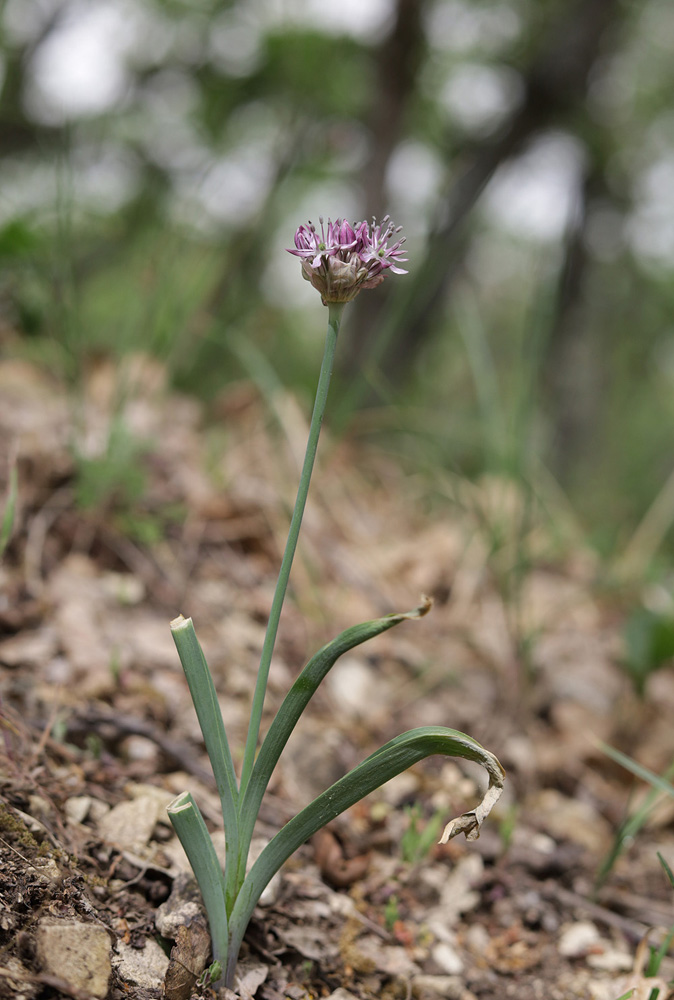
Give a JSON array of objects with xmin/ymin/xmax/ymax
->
[{"xmin": 288, "ymin": 215, "xmax": 407, "ymax": 305}]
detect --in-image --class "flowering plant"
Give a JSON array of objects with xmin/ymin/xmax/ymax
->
[
  {"xmin": 288, "ymin": 215, "xmax": 408, "ymax": 303},
  {"xmin": 167, "ymin": 218, "xmax": 505, "ymax": 992}
]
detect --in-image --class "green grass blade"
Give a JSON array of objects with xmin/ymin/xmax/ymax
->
[
  {"xmin": 227, "ymin": 726, "xmax": 504, "ymax": 982},
  {"xmin": 650, "ymin": 924, "xmax": 674, "ymax": 976},
  {"xmin": 170, "ymin": 615, "xmax": 240, "ymax": 906},
  {"xmin": 657, "ymin": 851, "xmax": 674, "ymax": 889},
  {"xmin": 0, "ymin": 463, "xmax": 17, "ymax": 557},
  {"xmin": 167, "ymin": 792, "xmax": 228, "ymax": 972},
  {"xmin": 237, "ymin": 598, "xmax": 433, "ymax": 875},
  {"xmin": 600, "ymin": 743, "xmax": 674, "ymax": 799},
  {"xmin": 596, "ymin": 756, "xmax": 674, "ymax": 890}
]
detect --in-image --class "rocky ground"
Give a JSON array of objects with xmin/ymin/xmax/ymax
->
[{"xmin": 1, "ymin": 354, "xmax": 674, "ymax": 1000}]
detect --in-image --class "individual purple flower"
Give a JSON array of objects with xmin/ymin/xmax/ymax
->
[
  {"xmin": 358, "ymin": 216, "xmax": 408, "ymax": 276},
  {"xmin": 287, "ymin": 215, "xmax": 407, "ymax": 305}
]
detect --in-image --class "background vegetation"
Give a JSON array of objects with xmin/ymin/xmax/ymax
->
[{"xmin": 2, "ymin": 0, "xmax": 674, "ymax": 564}]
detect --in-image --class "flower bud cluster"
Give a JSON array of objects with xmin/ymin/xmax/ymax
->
[{"xmin": 287, "ymin": 216, "xmax": 407, "ymax": 305}]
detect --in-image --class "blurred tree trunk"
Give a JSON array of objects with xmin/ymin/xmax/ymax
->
[
  {"xmin": 543, "ymin": 165, "xmax": 610, "ymax": 485},
  {"xmin": 341, "ymin": 0, "xmax": 624, "ymax": 396},
  {"xmin": 342, "ymin": 0, "xmax": 427, "ymax": 375},
  {"xmin": 362, "ymin": 0, "xmax": 427, "ymax": 218},
  {"xmin": 0, "ymin": 10, "xmax": 65, "ymax": 155}
]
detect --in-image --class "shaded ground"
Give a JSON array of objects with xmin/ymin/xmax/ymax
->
[{"xmin": 1, "ymin": 355, "xmax": 673, "ymax": 1000}]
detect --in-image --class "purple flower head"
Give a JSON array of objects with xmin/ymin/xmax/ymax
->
[{"xmin": 287, "ymin": 215, "xmax": 407, "ymax": 305}]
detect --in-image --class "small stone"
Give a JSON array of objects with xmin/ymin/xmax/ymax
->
[
  {"xmin": 156, "ymin": 871, "xmax": 205, "ymax": 938},
  {"xmin": 102, "ymin": 571, "xmax": 145, "ymax": 605},
  {"xmin": 121, "ymin": 735, "xmax": 161, "ymax": 765},
  {"xmin": 0, "ymin": 957, "xmax": 40, "ymax": 1000},
  {"xmin": 412, "ymin": 974, "xmax": 464, "ymax": 999},
  {"xmin": 326, "ymin": 991, "xmax": 360, "ymax": 1000},
  {"xmin": 33, "ymin": 858, "xmax": 63, "ymax": 885},
  {"xmin": 431, "ymin": 941, "xmax": 464, "ymax": 975},
  {"xmin": 36, "ymin": 919, "xmax": 111, "ymax": 999},
  {"xmin": 558, "ymin": 921, "xmax": 601, "ymax": 957},
  {"xmin": 113, "ymin": 938, "xmax": 169, "ymax": 989},
  {"xmin": 233, "ymin": 959, "xmax": 268, "ymax": 997},
  {"xmin": 463, "ymin": 922, "xmax": 490, "ymax": 955},
  {"xmin": 0, "ymin": 629, "xmax": 58, "ymax": 668},
  {"xmin": 27, "ymin": 795, "xmax": 52, "ymax": 821},
  {"xmin": 531, "ymin": 790, "xmax": 611, "ymax": 853},
  {"xmin": 88, "ymin": 798, "xmax": 110, "ymax": 822},
  {"xmin": 65, "ymin": 796, "xmax": 92, "ymax": 825},
  {"xmin": 98, "ymin": 794, "xmax": 163, "ymax": 852},
  {"xmin": 586, "ymin": 948, "xmax": 633, "ymax": 971},
  {"xmin": 326, "ymin": 656, "xmax": 385, "ymax": 719}
]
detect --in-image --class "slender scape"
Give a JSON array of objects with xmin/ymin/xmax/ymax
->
[{"xmin": 240, "ymin": 301, "xmax": 344, "ymax": 796}]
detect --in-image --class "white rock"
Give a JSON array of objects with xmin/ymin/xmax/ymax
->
[
  {"xmin": 464, "ymin": 922, "xmax": 490, "ymax": 955},
  {"xmin": 88, "ymin": 798, "xmax": 110, "ymax": 822},
  {"xmin": 36, "ymin": 919, "xmax": 111, "ymax": 999},
  {"xmin": 431, "ymin": 940, "xmax": 464, "ymax": 975},
  {"xmin": 586, "ymin": 948, "xmax": 633, "ymax": 971},
  {"xmin": 64, "ymin": 795, "xmax": 92, "ymax": 825},
  {"xmin": 326, "ymin": 656, "xmax": 384, "ymax": 718},
  {"xmin": 558, "ymin": 921, "xmax": 601, "ymax": 958},
  {"xmin": 155, "ymin": 872, "xmax": 204, "ymax": 938},
  {"xmin": 233, "ymin": 959, "xmax": 268, "ymax": 998},
  {"xmin": 412, "ymin": 974, "xmax": 464, "ymax": 999},
  {"xmin": 98, "ymin": 794, "xmax": 163, "ymax": 852},
  {"xmin": 113, "ymin": 938, "xmax": 169, "ymax": 989}
]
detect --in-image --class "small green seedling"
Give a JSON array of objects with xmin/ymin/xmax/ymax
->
[
  {"xmin": 1, "ymin": 461, "xmax": 17, "ymax": 558},
  {"xmin": 196, "ymin": 960, "xmax": 223, "ymax": 989},
  {"xmin": 401, "ymin": 804, "xmax": 444, "ymax": 864},
  {"xmin": 384, "ymin": 894, "xmax": 401, "ymax": 932},
  {"xmin": 167, "ymin": 219, "xmax": 505, "ymax": 990}
]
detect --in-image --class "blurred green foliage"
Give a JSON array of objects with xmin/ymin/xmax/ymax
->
[
  {"xmin": 1, "ymin": 0, "xmax": 674, "ymax": 560},
  {"xmin": 622, "ymin": 607, "xmax": 674, "ymax": 697},
  {"xmin": 400, "ymin": 804, "xmax": 444, "ymax": 864}
]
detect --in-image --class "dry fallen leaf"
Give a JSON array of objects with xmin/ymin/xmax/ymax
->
[{"xmin": 164, "ymin": 920, "xmax": 211, "ymax": 1000}]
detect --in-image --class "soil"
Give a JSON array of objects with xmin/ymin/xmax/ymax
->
[{"xmin": 1, "ymin": 354, "xmax": 673, "ymax": 1000}]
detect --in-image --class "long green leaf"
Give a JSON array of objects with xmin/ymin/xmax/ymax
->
[
  {"xmin": 167, "ymin": 792, "xmax": 228, "ymax": 970},
  {"xmin": 237, "ymin": 598, "xmax": 433, "ymax": 876},
  {"xmin": 170, "ymin": 615, "xmax": 240, "ymax": 908},
  {"xmin": 227, "ymin": 725, "xmax": 504, "ymax": 983}
]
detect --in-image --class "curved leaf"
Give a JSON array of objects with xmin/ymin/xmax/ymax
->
[
  {"xmin": 228, "ymin": 725, "xmax": 504, "ymax": 979},
  {"xmin": 237, "ymin": 598, "xmax": 432, "ymax": 873},
  {"xmin": 170, "ymin": 615, "xmax": 241, "ymax": 908}
]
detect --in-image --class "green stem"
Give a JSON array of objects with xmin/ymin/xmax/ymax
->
[{"xmin": 239, "ymin": 303, "xmax": 344, "ymax": 799}]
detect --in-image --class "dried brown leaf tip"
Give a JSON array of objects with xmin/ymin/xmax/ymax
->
[{"xmin": 439, "ymin": 756, "xmax": 506, "ymax": 844}]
